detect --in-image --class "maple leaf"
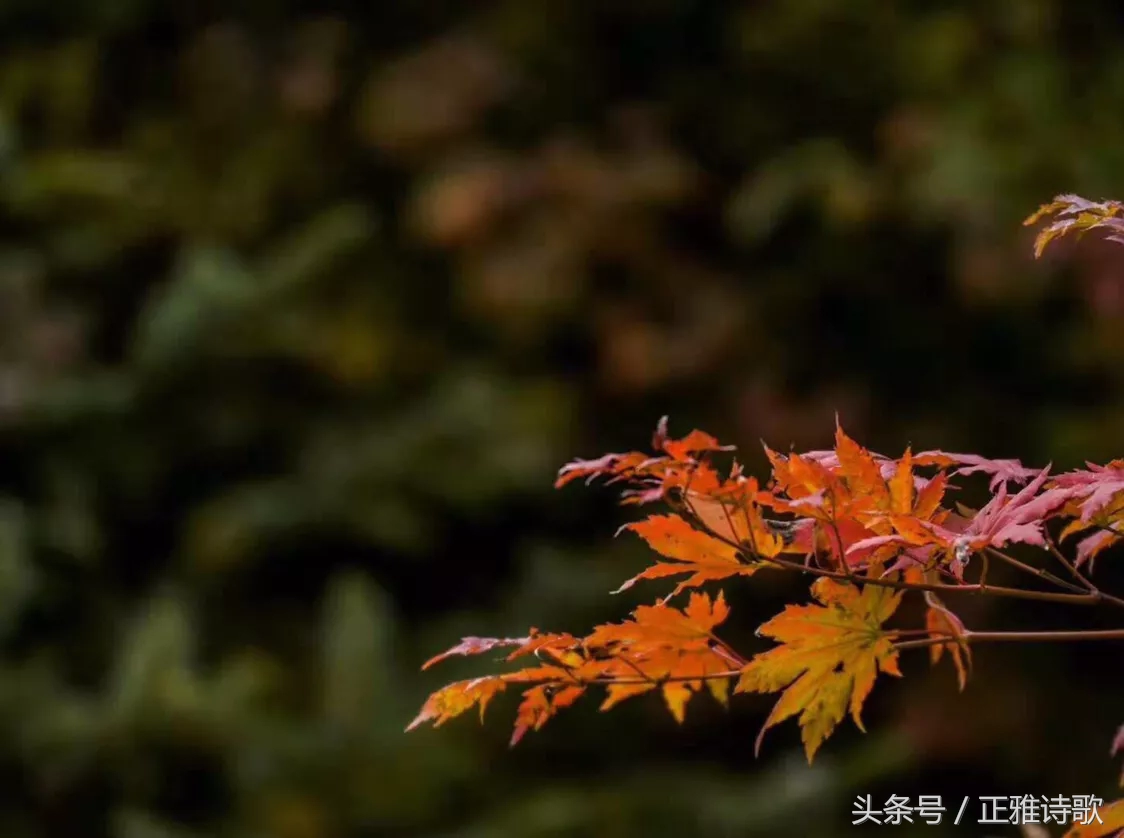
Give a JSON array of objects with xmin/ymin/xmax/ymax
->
[
  {"xmin": 761, "ymin": 445, "xmax": 878, "ymax": 567},
  {"xmin": 510, "ymin": 683, "xmax": 586, "ymax": 746},
  {"xmin": 946, "ymin": 466, "xmax": 1075, "ymax": 554},
  {"xmin": 554, "ymin": 451, "xmax": 650, "ymax": 489},
  {"xmin": 803, "ymin": 446, "xmax": 934, "ymax": 494},
  {"xmin": 616, "ymin": 513, "xmax": 766, "ymax": 595},
  {"xmin": 592, "ymin": 646, "xmax": 735, "ymax": 720},
  {"xmin": 764, "ymin": 446, "xmax": 837, "ymax": 504},
  {"xmin": 1071, "ymin": 529, "xmax": 1123, "ymax": 572},
  {"xmin": 584, "ymin": 592, "xmax": 738, "ymax": 723},
  {"xmin": 684, "ymin": 474, "xmax": 783, "ymax": 553},
  {"xmin": 420, "ymin": 630, "xmax": 583, "ymax": 671},
  {"xmin": 417, "ymin": 413, "xmax": 1124, "ymax": 772},
  {"xmin": 406, "ymin": 676, "xmax": 509, "ymax": 731},
  {"xmin": 849, "ymin": 467, "xmax": 1076, "ymax": 577},
  {"xmin": 922, "ymin": 591, "xmax": 970, "ymax": 691},
  {"xmin": 409, "ymin": 591, "xmax": 741, "ymax": 746},
  {"xmin": 913, "ymin": 471, "xmax": 949, "ymax": 520},
  {"xmin": 734, "ymin": 577, "xmax": 903, "ymax": 762},
  {"xmin": 1113, "ymin": 723, "xmax": 1124, "ymax": 788},
  {"xmin": 651, "ymin": 415, "xmax": 733, "ymax": 460},
  {"xmin": 421, "ymin": 636, "xmax": 533, "ymax": 670},
  {"xmin": 1051, "ymin": 462, "xmax": 1124, "ymax": 570},
  {"xmin": 600, "ymin": 681, "xmax": 657, "ymax": 711},
  {"xmin": 888, "ymin": 447, "xmax": 914, "ymax": 515},
  {"xmin": 1024, "ymin": 193, "xmax": 1124, "ymax": 259},
  {"xmin": 1062, "ymin": 798, "xmax": 1124, "ymax": 838},
  {"xmin": 833, "ymin": 423, "xmax": 890, "ymax": 507},
  {"xmin": 587, "ymin": 590, "xmax": 731, "ymax": 650},
  {"xmin": 1054, "ymin": 461, "xmax": 1124, "ymax": 522},
  {"xmin": 913, "ymin": 450, "xmax": 1040, "ymax": 491},
  {"xmin": 779, "ymin": 433, "xmax": 1049, "ymax": 577},
  {"xmin": 503, "ymin": 631, "xmax": 583, "ymax": 663},
  {"xmin": 554, "ymin": 416, "xmax": 733, "ymax": 491},
  {"xmin": 764, "ymin": 428, "xmax": 955, "ymax": 572}
]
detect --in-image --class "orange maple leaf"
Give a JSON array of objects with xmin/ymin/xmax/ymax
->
[
  {"xmin": 685, "ymin": 475, "xmax": 785, "ymax": 555},
  {"xmin": 834, "ymin": 423, "xmax": 890, "ymax": 509},
  {"xmin": 1062, "ymin": 798, "xmax": 1124, "ymax": 838},
  {"xmin": 406, "ymin": 676, "xmax": 509, "ymax": 731},
  {"xmin": 510, "ymin": 683, "xmax": 586, "ymax": 746},
  {"xmin": 584, "ymin": 591, "xmax": 737, "ymax": 722},
  {"xmin": 593, "ymin": 645, "xmax": 734, "ymax": 721},
  {"xmin": 409, "ymin": 591, "xmax": 740, "ymax": 745},
  {"xmin": 760, "ymin": 428, "xmax": 932, "ymax": 570},
  {"xmin": 616, "ymin": 513, "xmax": 764, "ymax": 595},
  {"xmin": 553, "ymin": 416, "xmax": 733, "ymax": 504},
  {"xmin": 587, "ymin": 589, "xmax": 730, "ymax": 649},
  {"xmin": 734, "ymin": 576, "xmax": 903, "ymax": 762}
]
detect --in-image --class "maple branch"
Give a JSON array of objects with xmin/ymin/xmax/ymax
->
[
  {"xmin": 672, "ymin": 495, "xmax": 1111, "ymax": 606},
  {"xmin": 583, "ymin": 670, "xmax": 743, "ymax": 685},
  {"xmin": 1093, "ymin": 523, "xmax": 1123, "ymax": 541},
  {"xmin": 614, "ymin": 655, "xmax": 662, "ymax": 685},
  {"xmin": 1079, "ymin": 587, "xmax": 1124, "ymax": 611},
  {"xmin": 417, "ymin": 406, "xmax": 1124, "ymax": 763},
  {"xmin": 894, "ymin": 627, "xmax": 1124, "ymax": 651},
  {"xmin": 1031, "ymin": 545, "xmax": 1124, "ymax": 610},
  {"xmin": 748, "ymin": 552, "xmax": 1103, "ymax": 606},
  {"xmin": 707, "ymin": 632, "xmax": 749, "ymax": 667},
  {"xmin": 984, "ymin": 547, "xmax": 1089, "ymax": 594},
  {"xmin": 825, "ymin": 492, "xmax": 857, "ymax": 582},
  {"xmin": 672, "ymin": 493, "xmax": 754, "ymax": 567},
  {"xmin": 1044, "ymin": 534, "xmax": 1097, "ymax": 592},
  {"xmin": 539, "ymin": 648, "xmax": 742, "ymax": 692}
]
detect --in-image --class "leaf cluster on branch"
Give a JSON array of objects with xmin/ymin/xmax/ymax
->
[{"xmin": 410, "ymin": 195, "xmax": 1124, "ymax": 838}]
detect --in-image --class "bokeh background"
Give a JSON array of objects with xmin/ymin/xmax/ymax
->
[{"xmin": 2, "ymin": 1, "xmax": 1124, "ymax": 836}]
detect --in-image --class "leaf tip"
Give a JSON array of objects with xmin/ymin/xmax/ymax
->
[{"xmin": 753, "ymin": 724, "xmax": 767, "ymax": 758}]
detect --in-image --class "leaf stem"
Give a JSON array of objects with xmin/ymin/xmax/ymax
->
[
  {"xmin": 984, "ymin": 547, "xmax": 1087, "ymax": 594},
  {"xmin": 672, "ymin": 492, "xmax": 1124, "ymax": 609},
  {"xmin": 1044, "ymin": 535, "xmax": 1097, "ymax": 591},
  {"xmin": 755, "ymin": 553, "xmax": 1103, "ymax": 606},
  {"xmin": 584, "ymin": 670, "xmax": 743, "ymax": 685},
  {"xmin": 894, "ymin": 627, "xmax": 1124, "ymax": 651}
]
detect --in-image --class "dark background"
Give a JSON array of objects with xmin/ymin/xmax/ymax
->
[{"xmin": 0, "ymin": 1, "xmax": 1123, "ymax": 836}]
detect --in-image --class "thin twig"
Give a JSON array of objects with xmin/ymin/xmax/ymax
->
[
  {"xmin": 894, "ymin": 627, "xmax": 1124, "ymax": 651},
  {"xmin": 757, "ymin": 553, "xmax": 1101, "ymax": 605},
  {"xmin": 1044, "ymin": 535, "xmax": 1096, "ymax": 591},
  {"xmin": 985, "ymin": 547, "xmax": 1088, "ymax": 594},
  {"xmin": 673, "ymin": 488, "xmax": 1124, "ymax": 610}
]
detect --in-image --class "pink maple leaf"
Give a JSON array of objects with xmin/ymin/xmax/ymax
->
[
  {"xmin": 1052, "ymin": 461, "xmax": 1124, "ymax": 522},
  {"xmin": 914, "ymin": 450, "xmax": 1041, "ymax": 491}
]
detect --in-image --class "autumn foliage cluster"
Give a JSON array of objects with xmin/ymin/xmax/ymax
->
[{"xmin": 410, "ymin": 195, "xmax": 1124, "ymax": 836}]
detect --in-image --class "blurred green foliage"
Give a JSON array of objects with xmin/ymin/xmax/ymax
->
[{"xmin": 1, "ymin": 2, "xmax": 1124, "ymax": 836}]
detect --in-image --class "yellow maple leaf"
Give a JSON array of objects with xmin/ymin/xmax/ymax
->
[
  {"xmin": 600, "ymin": 682, "xmax": 656, "ymax": 711},
  {"xmin": 406, "ymin": 676, "xmax": 508, "ymax": 731},
  {"xmin": 734, "ymin": 576, "xmax": 903, "ymax": 762},
  {"xmin": 1063, "ymin": 798, "xmax": 1124, "ymax": 838},
  {"xmin": 662, "ymin": 681, "xmax": 693, "ymax": 722}
]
